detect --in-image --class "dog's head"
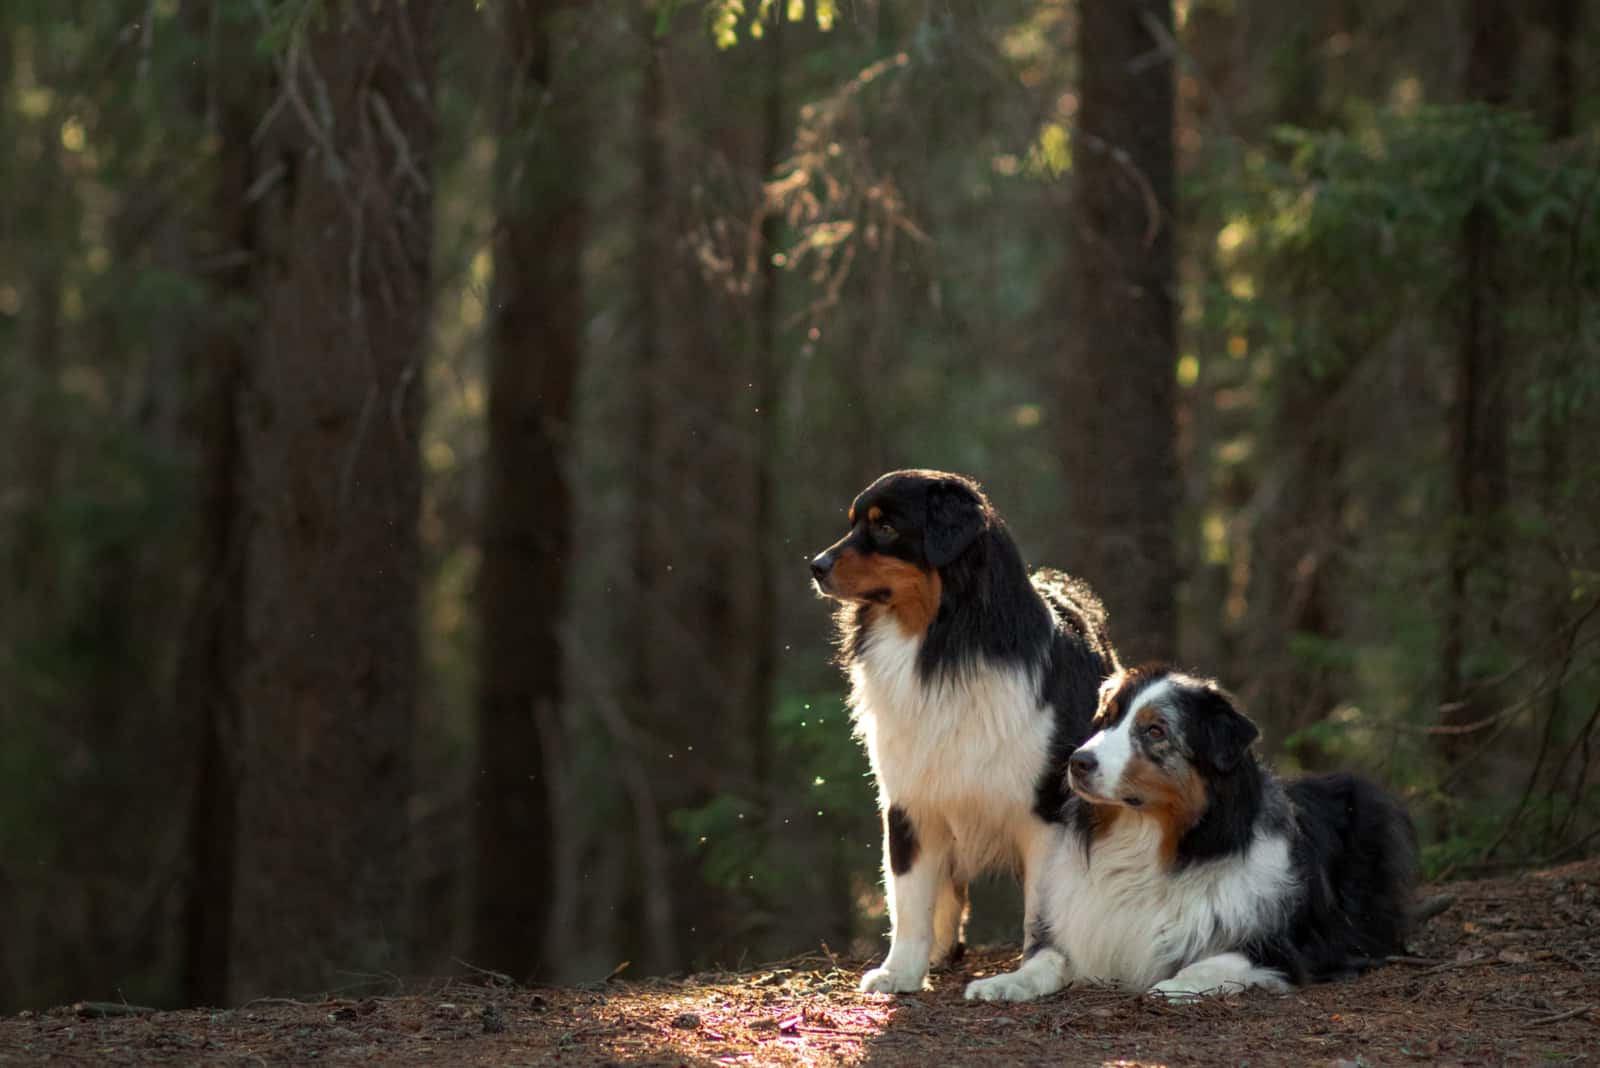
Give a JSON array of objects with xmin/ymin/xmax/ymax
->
[
  {"xmin": 809, "ymin": 469, "xmax": 992, "ymax": 633},
  {"xmin": 1067, "ymin": 665, "xmax": 1258, "ymax": 838}
]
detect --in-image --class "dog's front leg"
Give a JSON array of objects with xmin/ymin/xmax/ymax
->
[
  {"xmin": 964, "ymin": 945, "xmax": 1070, "ymax": 1002},
  {"xmin": 1020, "ymin": 820, "xmax": 1062, "ymax": 957},
  {"xmin": 964, "ymin": 820, "xmax": 1074, "ymax": 1001},
  {"xmin": 860, "ymin": 804, "xmax": 949, "ymax": 994}
]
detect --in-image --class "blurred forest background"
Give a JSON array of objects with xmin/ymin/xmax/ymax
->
[{"xmin": 2, "ymin": 0, "xmax": 1598, "ymax": 1014}]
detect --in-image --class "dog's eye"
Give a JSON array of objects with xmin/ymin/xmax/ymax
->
[
  {"xmin": 873, "ymin": 520, "xmax": 897, "ymax": 541},
  {"xmin": 1145, "ymin": 723, "xmax": 1167, "ymax": 742}
]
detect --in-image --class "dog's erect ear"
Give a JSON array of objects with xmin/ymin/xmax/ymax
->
[
  {"xmin": 924, "ymin": 478, "xmax": 986, "ymax": 568},
  {"xmin": 1188, "ymin": 684, "xmax": 1259, "ymax": 773}
]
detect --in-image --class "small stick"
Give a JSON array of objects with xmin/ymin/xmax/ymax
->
[
  {"xmin": 1417, "ymin": 955, "xmax": 1498, "ymax": 976},
  {"xmin": 1385, "ymin": 955, "xmax": 1442, "ymax": 966},
  {"xmin": 451, "ymin": 958, "xmax": 515, "ymax": 987},
  {"xmin": 797, "ymin": 1025, "xmax": 873, "ymax": 1036},
  {"xmin": 74, "ymin": 1002, "xmax": 157, "ymax": 1018},
  {"xmin": 1524, "ymin": 1005, "xmax": 1593, "ymax": 1027}
]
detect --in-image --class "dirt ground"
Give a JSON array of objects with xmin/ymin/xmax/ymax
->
[{"xmin": 4, "ymin": 859, "xmax": 1596, "ymax": 1067}]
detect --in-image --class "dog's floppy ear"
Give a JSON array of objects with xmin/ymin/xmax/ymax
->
[
  {"xmin": 1093, "ymin": 671, "xmax": 1128, "ymax": 728},
  {"xmin": 1188, "ymin": 684, "xmax": 1259, "ymax": 773},
  {"xmin": 924, "ymin": 478, "xmax": 986, "ymax": 568}
]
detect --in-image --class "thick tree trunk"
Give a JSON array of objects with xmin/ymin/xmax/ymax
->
[
  {"xmin": 0, "ymin": 43, "xmax": 70, "ymax": 1011},
  {"xmin": 618, "ymin": 26, "xmax": 682, "ymax": 977},
  {"xmin": 613, "ymin": 22, "xmax": 778, "ymax": 971},
  {"xmin": 1437, "ymin": 0, "xmax": 1518, "ymax": 763},
  {"xmin": 177, "ymin": 0, "xmax": 261, "ymax": 1007},
  {"xmin": 470, "ymin": 0, "xmax": 586, "ymax": 983},
  {"xmin": 229, "ymin": 1, "xmax": 435, "ymax": 1001},
  {"xmin": 1060, "ymin": 0, "xmax": 1179, "ymax": 663}
]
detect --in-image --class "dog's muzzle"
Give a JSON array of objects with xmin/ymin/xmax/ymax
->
[
  {"xmin": 1067, "ymin": 749, "xmax": 1100, "ymax": 793},
  {"xmin": 810, "ymin": 551, "xmax": 835, "ymax": 592}
]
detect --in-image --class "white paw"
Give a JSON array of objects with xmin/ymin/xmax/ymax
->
[
  {"xmin": 1147, "ymin": 980, "xmax": 1202, "ymax": 1001},
  {"xmin": 964, "ymin": 972, "xmax": 1040, "ymax": 1003},
  {"xmin": 1147, "ymin": 977, "xmax": 1242, "ymax": 1000},
  {"xmin": 859, "ymin": 966, "xmax": 926, "ymax": 994}
]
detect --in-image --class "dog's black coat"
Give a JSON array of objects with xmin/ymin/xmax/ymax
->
[{"xmin": 1246, "ymin": 772, "xmax": 1418, "ymax": 982}]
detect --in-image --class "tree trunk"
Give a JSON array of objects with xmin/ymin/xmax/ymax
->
[
  {"xmin": 1060, "ymin": 0, "xmax": 1179, "ymax": 663},
  {"xmin": 177, "ymin": 0, "xmax": 261, "ymax": 1007},
  {"xmin": 0, "ymin": 27, "xmax": 70, "ymax": 1012},
  {"xmin": 1531, "ymin": 0, "xmax": 1582, "ymax": 850},
  {"xmin": 5, "ymin": 105, "xmax": 66, "ymax": 651},
  {"xmin": 1437, "ymin": 0, "xmax": 1518, "ymax": 763},
  {"xmin": 749, "ymin": 0, "xmax": 784, "ymax": 862},
  {"xmin": 470, "ymin": 0, "xmax": 586, "ymax": 983},
  {"xmin": 229, "ymin": 1, "xmax": 435, "ymax": 1001},
  {"xmin": 614, "ymin": 20, "xmax": 779, "ymax": 971},
  {"xmin": 617, "ymin": 24, "xmax": 681, "ymax": 976},
  {"xmin": 1534, "ymin": 0, "xmax": 1578, "ymax": 139}
]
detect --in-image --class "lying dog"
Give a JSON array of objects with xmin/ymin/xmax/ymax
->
[
  {"xmin": 809, "ymin": 470, "xmax": 1118, "ymax": 993},
  {"xmin": 966, "ymin": 665, "xmax": 1416, "ymax": 1001}
]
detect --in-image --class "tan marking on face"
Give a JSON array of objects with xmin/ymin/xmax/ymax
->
[
  {"xmin": 848, "ymin": 506, "xmax": 856, "ymax": 525},
  {"xmin": 867, "ymin": 505, "xmax": 883, "ymax": 523},
  {"xmin": 827, "ymin": 547, "xmax": 876, "ymax": 597},
  {"xmin": 885, "ymin": 566, "xmax": 940, "ymax": 636},
  {"xmin": 828, "ymin": 548, "xmax": 941, "ymax": 637},
  {"xmin": 1118, "ymin": 714, "xmax": 1208, "ymax": 865}
]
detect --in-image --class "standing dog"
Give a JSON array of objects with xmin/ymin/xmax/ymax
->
[
  {"xmin": 810, "ymin": 470, "xmax": 1118, "ymax": 993},
  {"xmin": 966, "ymin": 665, "xmax": 1417, "ymax": 1002}
]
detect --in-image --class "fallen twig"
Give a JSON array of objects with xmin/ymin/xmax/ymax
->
[
  {"xmin": 796, "ymin": 1025, "xmax": 873, "ymax": 1036},
  {"xmin": 1418, "ymin": 954, "xmax": 1498, "ymax": 977},
  {"xmin": 1524, "ymin": 1004, "xmax": 1593, "ymax": 1027},
  {"xmin": 73, "ymin": 1002, "xmax": 156, "ymax": 1019},
  {"xmin": 451, "ymin": 958, "xmax": 515, "ymax": 988}
]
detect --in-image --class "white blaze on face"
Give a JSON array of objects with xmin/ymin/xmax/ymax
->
[{"xmin": 1077, "ymin": 678, "xmax": 1175, "ymax": 798}]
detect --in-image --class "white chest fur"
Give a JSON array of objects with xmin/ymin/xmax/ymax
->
[
  {"xmin": 849, "ymin": 619, "xmax": 1053, "ymax": 879},
  {"xmin": 1040, "ymin": 815, "xmax": 1297, "ymax": 988}
]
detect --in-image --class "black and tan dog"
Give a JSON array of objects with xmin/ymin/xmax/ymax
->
[{"xmin": 810, "ymin": 469, "xmax": 1118, "ymax": 993}]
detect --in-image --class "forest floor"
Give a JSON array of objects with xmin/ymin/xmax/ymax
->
[{"xmin": 4, "ymin": 859, "xmax": 1597, "ymax": 1067}]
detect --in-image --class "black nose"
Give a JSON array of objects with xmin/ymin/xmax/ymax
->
[
  {"xmin": 1068, "ymin": 751, "xmax": 1098, "ymax": 777},
  {"xmin": 810, "ymin": 552, "xmax": 834, "ymax": 581}
]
